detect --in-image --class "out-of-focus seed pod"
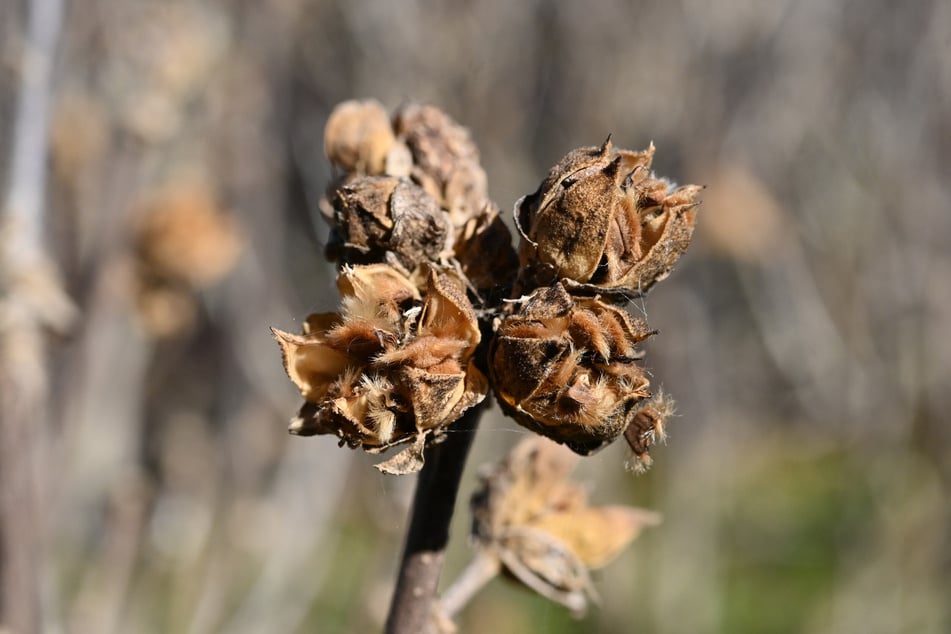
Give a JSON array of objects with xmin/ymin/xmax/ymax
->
[
  {"xmin": 132, "ymin": 186, "xmax": 242, "ymax": 337},
  {"xmin": 272, "ymin": 264, "xmax": 487, "ymax": 474},
  {"xmin": 393, "ymin": 103, "xmax": 489, "ymax": 229},
  {"xmin": 515, "ymin": 138, "xmax": 701, "ymax": 297},
  {"xmin": 469, "ymin": 437, "xmax": 661, "ymax": 615},
  {"xmin": 323, "ymin": 99, "xmax": 397, "ymax": 175},
  {"xmin": 325, "ymin": 175, "xmax": 453, "ymax": 271},
  {"xmin": 490, "ymin": 283, "xmax": 654, "ymax": 455}
]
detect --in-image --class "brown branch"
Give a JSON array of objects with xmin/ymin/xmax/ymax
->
[{"xmin": 384, "ymin": 405, "xmax": 484, "ymax": 634}]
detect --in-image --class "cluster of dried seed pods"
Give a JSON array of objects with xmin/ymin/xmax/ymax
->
[
  {"xmin": 494, "ymin": 137, "xmax": 700, "ymax": 465},
  {"xmin": 274, "ymin": 99, "xmax": 699, "ymax": 473}
]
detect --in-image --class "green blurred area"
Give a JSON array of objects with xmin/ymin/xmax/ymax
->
[{"xmin": 2, "ymin": 0, "xmax": 949, "ymax": 631}]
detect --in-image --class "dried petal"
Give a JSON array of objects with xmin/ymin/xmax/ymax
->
[{"xmin": 527, "ymin": 506, "xmax": 661, "ymax": 568}]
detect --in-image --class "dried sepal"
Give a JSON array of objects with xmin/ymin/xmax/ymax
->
[
  {"xmin": 325, "ymin": 175, "xmax": 453, "ymax": 271},
  {"xmin": 528, "ymin": 506, "xmax": 661, "ymax": 568},
  {"xmin": 470, "ymin": 437, "xmax": 658, "ymax": 615},
  {"xmin": 272, "ymin": 264, "xmax": 487, "ymax": 473},
  {"xmin": 490, "ymin": 283, "xmax": 654, "ymax": 455},
  {"xmin": 323, "ymin": 99, "xmax": 397, "ymax": 175},
  {"xmin": 515, "ymin": 138, "xmax": 700, "ymax": 297}
]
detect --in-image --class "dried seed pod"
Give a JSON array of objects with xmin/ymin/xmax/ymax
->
[
  {"xmin": 470, "ymin": 437, "xmax": 660, "ymax": 615},
  {"xmin": 490, "ymin": 283, "xmax": 654, "ymax": 455},
  {"xmin": 325, "ymin": 175, "xmax": 453, "ymax": 271},
  {"xmin": 393, "ymin": 103, "xmax": 489, "ymax": 229},
  {"xmin": 515, "ymin": 138, "xmax": 700, "ymax": 297},
  {"xmin": 452, "ymin": 204, "xmax": 519, "ymax": 307},
  {"xmin": 624, "ymin": 392, "xmax": 675, "ymax": 473},
  {"xmin": 272, "ymin": 264, "xmax": 487, "ymax": 474},
  {"xmin": 132, "ymin": 186, "xmax": 242, "ymax": 337},
  {"xmin": 323, "ymin": 99, "xmax": 397, "ymax": 175}
]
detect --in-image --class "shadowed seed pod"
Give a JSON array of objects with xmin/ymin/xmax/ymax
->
[
  {"xmin": 453, "ymin": 203, "xmax": 520, "ymax": 306},
  {"xmin": 393, "ymin": 102, "xmax": 489, "ymax": 229},
  {"xmin": 515, "ymin": 137, "xmax": 701, "ymax": 297},
  {"xmin": 272, "ymin": 264, "xmax": 487, "ymax": 474},
  {"xmin": 324, "ymin": 175, "xmax": 453, "ymax": 272},
  {"xmin": 490, "ymin": 283, "xmax": 655, "ymax": 455}
]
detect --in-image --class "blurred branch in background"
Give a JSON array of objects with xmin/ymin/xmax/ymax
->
[{"xmin": 0, "ymin": 0, "xmax": 74, "ymax": 631}]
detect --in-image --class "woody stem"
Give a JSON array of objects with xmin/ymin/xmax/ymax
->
[{"xmin": 384, "ymin": 404, "xmax": 484, "ymax": 634}]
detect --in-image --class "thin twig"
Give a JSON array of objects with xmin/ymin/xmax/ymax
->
[
  {"xmin": 438, "ymin": 549, "xmax": 501, "ymax": 620},
  {"xmin": 384, "ymin": 405, "xmax": 484, "ymax": 634}
]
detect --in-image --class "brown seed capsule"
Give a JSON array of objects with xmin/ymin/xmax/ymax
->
[
  {"xmin": 490, "ymin": 283, "xmax": 654, "ymax": 455},
  {"xmin": 515, "ymin": 138, "xmax": 701, "ymax": 297},
  {"xmin": 623, "ymin": 392, "xmax": 675, "ymax": 473},
  {"xmin": 323, "ymin": 99, "xmax": 397, "ymax": 175},
  {"xmin": 325, "ymin": 175, "xmax": 453, "ymax": 271},
  {"xmin": 470, "ymin": 437, "xmax": 661, "ymax": 615},
  {"xmin": 393, "ymin": 103, "xmax": 489, "ymax": 229},
  {"xmin": 272, "ymin": 264, "xmax": 487, "ymax": 474}
]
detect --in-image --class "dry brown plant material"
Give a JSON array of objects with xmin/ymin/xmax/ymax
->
[
  {"xmin": 469, "ymin": 437, "xmax": 660, "ymax": 615},
  {"xmin": 272, "ymin": 264, "xmax": 486, "ymax": 474},
  {"xmin": 325, "ymin": 175, "xmax": 453, "ymax": 271},
  {"xmin": 490, "ymin": 283, "xmax": 654, "ymax": 455},
  {"xmin": 515, "ymin": 138, "xmax": 701, "ymax": 297},
  {"xmin": 132, "ymin": 186, "xmax": 242, "ymax": 337},
  {"xmin": 324, "ymin": 99, "xmax": 398, "ymax": 175},
  {"xmin": 274, "ymin": 99, "xmax": 700, "ymax": 630},
  {"xmin": 392, "ymin": 103, "xmax": 489, "ymax": 230},
  {"xmin": 623, "ymin": 392, "xmax": 675, "ymax": 473}
]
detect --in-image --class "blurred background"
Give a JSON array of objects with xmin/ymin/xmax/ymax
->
[{"xmin": 1, "ymin": 0, "xmax": 949, "ymax": 632}]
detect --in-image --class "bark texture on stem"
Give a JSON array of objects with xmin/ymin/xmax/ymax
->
[{"xmin": 384, "ymin": 406, "xmax": 483, "ymax": 634}]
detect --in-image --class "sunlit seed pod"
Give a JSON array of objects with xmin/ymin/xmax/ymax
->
[
  {"xmin": 515, "ymin": 138, "xmax": 700, "ymax": 297},
  {"xmin": 273, "ymin": 264, "xmax": 487, "ymax": 474}
]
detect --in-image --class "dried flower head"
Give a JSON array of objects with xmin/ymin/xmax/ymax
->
[
  {"xmin": 490, "ymin": 283, "xmax": 654, "ymax": 455},
  {"xmin": 272, "ymin": 264, "xmax": 487, "ymax": 474},
  {"xmin": 324, "ymin": 175, "xmax": 453, "ymax": 271},
  {"xmin": 471, "ymin": 437, "xmax": 661, "ymax": 615},
  {"xmin": 393, "ymin": 103, "xmax": 489, "ymax": 229},
  {"xmin": 323, "ymin": 99, "xmax": 398, "ymax": 175},
  {"xmin": 515, "ymin": 138, "xmax": 701, "ymax": 297}
]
